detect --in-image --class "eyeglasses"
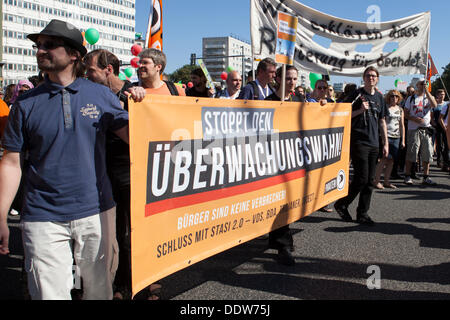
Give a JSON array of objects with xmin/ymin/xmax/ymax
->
[
  {"xmin": 32, "ymin": 41, "xmax": 64, "ymax": 51},
  {"xmin": 390, "ymin": 95, "xmax": 400, "ymax": 98},
  {"xmin": 365, "ymin": 74, "xmax": 378, "ymax": 78}
]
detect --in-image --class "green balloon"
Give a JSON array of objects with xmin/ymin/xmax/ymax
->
[
  {"xmin": 394, "ymin": 79, "xmax": 400, "ymax": 87},
  {"xmin": 124, "ymin": 67, "xmax": 134, "ymax": 78},
  {"xmin": 85, "ymin": 28, "xmax": 99, "ymax": 45},
  {"xmin": 226, "ymin": 66, "xmax": 234, "ymax": 73},
  {"xmin": 309, "ymin": 73, "xmax": 322, "ymax": 89},
  {"xmin": 118, "ymin": 73, "xmax": 127, "ymax": 80}
]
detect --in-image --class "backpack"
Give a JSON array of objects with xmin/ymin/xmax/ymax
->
[{"xmin": 164, "ymin": 80, "xmax": 179, "ymax": 96}]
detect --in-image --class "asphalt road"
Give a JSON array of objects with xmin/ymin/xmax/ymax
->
[{"xmin": 1, "ymin": 165, "xmax": 449, "ymax": 301}]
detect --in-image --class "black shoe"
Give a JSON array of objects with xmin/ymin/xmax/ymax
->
[
  {"xmin": 333, "ymin": 203, "xmax": 353, "ymax": 222},
  {"xmin": 356, "ymin": 214, "xmax": 375, "ymax": 226},
  {"xmin": 390, "ymin": 173, "xmax": 403, "ymax": 180},
  {"xmin": 277, "ymin": 247, "xmax": 295, "ymax": 266},
  {"xmin": 410, "ymin": 173, "xmax": 420, "ymax": 180}
]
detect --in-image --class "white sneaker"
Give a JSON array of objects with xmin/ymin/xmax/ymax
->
[
  {"xmin": 422, "ymin": 177, "xmax": 437, "ymax": 186},
  {"xmin": 9, "ymin": 209, "xmax": 19, "ymax": 216},
  {"xmin": 404, "ymin": 176, "xmax": 413, "ymax": 185}
]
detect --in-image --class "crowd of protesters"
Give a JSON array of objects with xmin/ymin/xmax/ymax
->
[{"xmin": 0, "ymin": 19, "xmax": 449, "ymax": 301}]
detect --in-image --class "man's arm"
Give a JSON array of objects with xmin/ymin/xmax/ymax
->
[
  {"xmin": 0, "ymin": 151, "xmax": 22, "ymax": 255},
  {"xmin": 447, "ymin": 118, "xmax": 450, "ymax": 149},
  {"xmin": 114, "ymin": 125, "xmax": 129, "ymax": 145},
  {"xmin": 379, "ymin": 118, "xmax": 389, "ymax": 158},
  {"xmin": 404, "ymin": 101, "xmax": 426, "ymax": 125},
  {"xmin": 438, "ymin": 113, "xmax": 446, "ymax": 130},
  {"xmin": 424, "ymin": 84, "xmax": 437, "ymax": 109}
]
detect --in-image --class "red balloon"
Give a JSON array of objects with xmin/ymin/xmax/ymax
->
[
  {"xmin": 130, "ymin": 57, "xmax": 140, "ymax": 68},
  {"xmin": 131, "ymin": 44, "xmax": 142, "ymax": 56},
  {"xmin": 187, "ymin": 82, "xmax": 194, "ymax": 88},
  {"xmin": 220, "ymin": 72, "xmax": 228, "ymax": 81}
]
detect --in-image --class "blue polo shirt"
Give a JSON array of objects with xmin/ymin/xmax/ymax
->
[{"xmin": 2, "ymin": 77, "xmax": 129, "ymax": 222}]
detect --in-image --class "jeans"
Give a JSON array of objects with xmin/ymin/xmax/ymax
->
[{"xmin": 335, "ymin": 143, "xmax": 379, "ymax": 216}]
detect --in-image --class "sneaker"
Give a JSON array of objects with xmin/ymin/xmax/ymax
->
[
  {"xmin": 333, "ymin": 203, "xmax": 353, "ymax": 222},
  {"xmin": 276, "ymin": 247, "xmax": 295, "ymax": 266},
  {"xmin": 356, "ymin": 214, "xmax": 375, "ymax": 226},
  {"xmin": 404, "ymin": 176, "xmax": 413, "ymax": 185},
  {"xmin": 422, "ymin": 177, "xmax": 437, "ymax": 186}
]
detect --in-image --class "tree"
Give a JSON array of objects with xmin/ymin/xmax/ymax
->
[
  {"xmin": 431, "ymin": 62, "xmax": 450, "ymax": 98},
  {"xmin": 168, "ymin": 64, "xmax": 197, "ymax": 84}
]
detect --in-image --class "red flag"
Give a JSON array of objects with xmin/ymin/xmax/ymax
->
[
  {"xmin": 146, "ymin": 0, "xmax": 163, "ymax": 51},
  {"xmin": 427, "ymin": 54, "xmax": 438, "ymax": 92}
]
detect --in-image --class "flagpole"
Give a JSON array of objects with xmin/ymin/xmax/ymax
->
[
  {"xmin": 439, "ymin": 74, "xmax": 450, "ymax": 98},
  {"xmin": 425, "ymin": 12, "xmax": 431, "ymax": 87},
  {"xmin": 250, "ymin": 0, "xmax": 255, "ymax": 82},
  {"xmin": 281, "ymin": 64, "xmax": 286, "ymax": 101}
]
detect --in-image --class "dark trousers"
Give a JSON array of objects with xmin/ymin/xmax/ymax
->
[
  {"xmin": 112, "ymin": 184, "xmax": 131, "ymax": 295},
  {"xmin": 268, "ymin": 225, "xmax": 293, "ymax": 250},
  {"xmin": 336, "ymin": 143, "xmax": 379, "ymax": 216},
  {"xmin": 436, "ymin": 126, "xmax": 449, "ymax": 166}
]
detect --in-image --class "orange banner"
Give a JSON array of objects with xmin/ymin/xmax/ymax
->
[
  {"xmin": 128, "ymin": 96, "xmax": 351, "ymax": 296},
  {"xmin": 146, "ymin": 0, "xmax": 163, "ymax": 50}
]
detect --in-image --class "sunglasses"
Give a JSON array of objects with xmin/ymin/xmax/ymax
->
[
  {"xmin": 32, "ymin": 41, "xmax": 65, "ymax": 51},
  {"xmin": 317, "ymin": 86, "xmax": 327, "ymax": 90}
]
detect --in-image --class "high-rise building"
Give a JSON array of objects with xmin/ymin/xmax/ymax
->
[
  {"xmin": 202, "ymin": 36, "xmax": 255, "ymax": 84},
  {"xmin": 202, "ymin": 36, "xmax": 310, "ymax": 88},
  {"xmin": 1, "ymin": 0, "xmax": 136, "ymax": 86}
]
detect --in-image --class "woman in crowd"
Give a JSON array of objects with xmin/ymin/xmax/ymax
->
[{"xmin": 373, "ymin": 90, "xmax": 405, "ymax": 189}]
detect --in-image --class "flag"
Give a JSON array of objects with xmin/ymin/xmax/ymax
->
[
  {"xmin": 146, "ymin": 0, "xmax": 163, "ymax": 51},
  {"xmin": 427, "ymin": 53, "xmax": 438, "ymax": 92}
]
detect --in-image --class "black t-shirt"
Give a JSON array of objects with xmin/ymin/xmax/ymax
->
[
  {"xmin": 186, "ymin": 86, "xmax": 209, "ymax": 97},
  {"xmin": 345, "ymin": 87, "xmax": 387, "ymax": 148},
  {"xmin": 265, "ymin": 92, "xmax": 305, "ymax": 102},
  {"xmin": 106, "ymin": 81, "xmax": 134, "ymax": 188}
]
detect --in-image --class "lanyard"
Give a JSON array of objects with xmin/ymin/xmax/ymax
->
[{"xmin": 255, "ymin": 79, "xmax": 269, "ymax": 99}]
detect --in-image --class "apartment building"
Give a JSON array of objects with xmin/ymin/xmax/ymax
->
[{"xmin": 1, "ymin": 0, "xmax": 136, "ymax": 86}]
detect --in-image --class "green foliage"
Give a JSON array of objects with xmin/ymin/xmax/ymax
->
[
  {"xmin": 431, "ymin": 62, "xmax": 450, "ymax": 97},
  {"xmin": 168, "ymin": 64, "xmax": 197, "ymax": 84}
]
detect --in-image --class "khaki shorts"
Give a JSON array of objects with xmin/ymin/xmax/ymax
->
[
  {"xmin": 22, "ymin": 208, "xmax": 118, "ymax": 300},
  {"xmin": 406, "ymin": 128, "xmax": 434, "ymax": 163}
]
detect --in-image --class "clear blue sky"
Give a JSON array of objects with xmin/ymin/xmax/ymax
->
[{"xmin": 135, "ymin": 0, "xmax": 449, "ymax": 91}]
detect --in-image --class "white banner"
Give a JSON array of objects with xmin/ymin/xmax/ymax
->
[{"xmin": 251, "ymin": 0, "xmax": 431, "ymax": 76}]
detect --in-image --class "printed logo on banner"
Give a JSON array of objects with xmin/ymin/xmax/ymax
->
[
  {"xmin": 337, "ymin": 170, "xmax": 346, "ymax": 191},
  {"xmin": 324, "ymin": 169, "xmax": 346, "ymax": 194}
]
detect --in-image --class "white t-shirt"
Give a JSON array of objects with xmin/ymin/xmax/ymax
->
[
  {"xmin": 404, "ymin": 94, "xmax": 432, "ymax": 130},
  {"xmin": 440, "ymin": 103, "xmax": 449, "ymax": 127}
]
